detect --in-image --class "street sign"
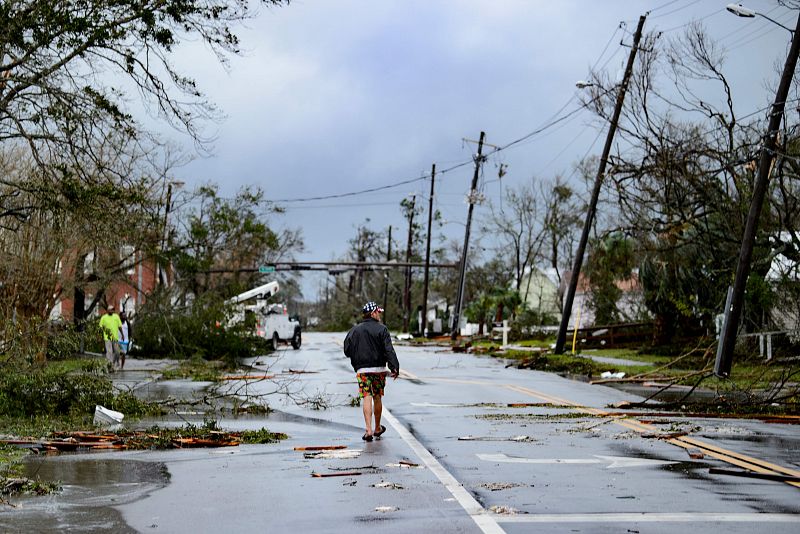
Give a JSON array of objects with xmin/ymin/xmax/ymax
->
[{"xmin": 259, "ymin": 266, "xmax": 276, "ymax": 273}]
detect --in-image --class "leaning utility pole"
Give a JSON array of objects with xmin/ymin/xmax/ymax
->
[
  {"xmin": 382, "ymin": 225, "xmax": 392, "ymax": 320},
  {"xmin": 554, "ymin": 14, "xmax": 646, "ymax": 354},
  {"xmin": 421, "ymin": 164, "xmax": 436, "ymax": 336},
  {"xmin": 403, "ymin": 195, "xmax": 416, "ymax": 333},
  {"xmin": 451, "ymin": 131, "xmax": 486, "ymax": 340},
  {"xmin": 716, "ymin": 11, "xmax": 800, "ymax": 377},
  {"xmin": 158, "ymin": 181, "xmax": 175, "ymax": 287}
]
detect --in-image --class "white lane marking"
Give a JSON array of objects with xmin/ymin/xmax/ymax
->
[
  {"xmin": 477, "ymin": 453, "xmax": 677, "ymax": 469},
  {"xmin": 382, "ymin": 409, "xmax": 505, "ymax": 534},
  {"xmin": 494, "ymin": 513, "xmax": 800, "ymax": 523}
]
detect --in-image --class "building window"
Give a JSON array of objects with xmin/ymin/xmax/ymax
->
[
  {"xmin": 84, "ymin": 251, "xmax": 95, "ymax": 276},
  {"xmin": 120, "ymin": 245, "xmax": 136, "ymax": 275}
]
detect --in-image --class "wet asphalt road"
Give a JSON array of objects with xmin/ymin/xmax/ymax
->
[{"xmin": 2, "ymin": 332, "xmax": 799, "ymax": 533}]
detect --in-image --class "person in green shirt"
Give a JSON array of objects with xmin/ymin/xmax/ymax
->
[{"xmin": 99, "ymin": 305, "xmax": 123, "ymax": 370}]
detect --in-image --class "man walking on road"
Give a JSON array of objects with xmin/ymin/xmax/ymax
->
[
  {"xmin": 99, "ymin": 305, "xmax": 122, "ymax": 371},
  {"xmin": 344, "ymin": 301, "xmax": 400, "ymax": 442}
]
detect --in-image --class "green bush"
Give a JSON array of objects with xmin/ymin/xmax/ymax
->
[
  {"xmin": 508, "ymin": 307, "xmax": 557, "ymax": 342},
  {"xmin": 0, "ymin": 366, "xmax": 156, "ymax": 418}
]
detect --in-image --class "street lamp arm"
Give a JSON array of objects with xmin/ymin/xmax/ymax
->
[
  {"xmin": 757, "ymin": 12, "xmax": 795, "ymax": 33},
  {"xmin": 726, "ymin": 3, "xmax": 794, "ymax": 33}
]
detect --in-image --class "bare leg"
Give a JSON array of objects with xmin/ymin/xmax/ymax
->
[
  {"xmin": 373, "ymin": 395, "xmax": 383, "ymax": 432},
  {"xmin": 362, "ymin": 395, "xmax": 374, "ymax": 436}
]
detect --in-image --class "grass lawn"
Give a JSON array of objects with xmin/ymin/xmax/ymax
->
[{"xmin": 493, "ymin": 342, "xmax": 798, "ymax": 397}]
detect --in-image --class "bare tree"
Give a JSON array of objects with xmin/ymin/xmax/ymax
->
[
  {"xmin": 0, "ymin": 0, "xmax": 287, "ymax": 223},
  {"xmin": 577, "ymin": 22, "xmax": 798, "ymax": 340},
  {"xmin": 484, "ymin": 181, "xmax": 546, "ymax": 302}
]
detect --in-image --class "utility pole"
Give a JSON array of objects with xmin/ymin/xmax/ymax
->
[
  {"xmin": 716, "ymin": 11, "xmax": 800, "ymax": 377},
  {"xmin": 382, "ymin": 226, "xmax": 392, "ymax": 321},
  {"xmin": 554, "ymin": 14, "xmax": 646, "ymax": 354},
  {"xmin": 422, "ymin": 164, "xmax": 436, "ymax": 337},
  {"xmin": 158, "ymin": 182, "xmax": 174, "ymax": 287},
  {"xmin": 402, "ymin": 196, "xmax": 416, "ymax": 333},
  {"xmin": 451, "ymin": 131, "xmax": 486, "ymax": 340}
]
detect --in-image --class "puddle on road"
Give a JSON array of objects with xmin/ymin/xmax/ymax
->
[
  {"xmin": 0, "ymin": 457, "xmax": 169, "ymax": 533},
  {"xmin": 134, "ymin": 379, "xmax": 211, "ymax": 402}
]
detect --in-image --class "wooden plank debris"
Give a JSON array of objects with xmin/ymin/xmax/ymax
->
[
  {"xmin": 294, "ymin": 445, "xmax": 347, "ymax": 451},
  {"xmin": 686, "ymin": 448, "xmax": 705, "ymax": 459}
]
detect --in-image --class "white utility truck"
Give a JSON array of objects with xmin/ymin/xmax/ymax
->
[{"xmin": 227, "ymin": 281, "xmax": 302, "ymax": 350}]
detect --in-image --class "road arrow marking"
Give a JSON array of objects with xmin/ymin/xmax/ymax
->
[{"xmin": 477, "ymin": 453, "xmax": 677, "ymax": 469}]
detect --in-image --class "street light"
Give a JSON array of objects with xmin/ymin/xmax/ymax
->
[
  {"xmin": 726, "ymin": 3, "xmax": 795, "ymax": 33},
  {"xmin": 715, "ymin": 6, "xmax": 800, "ymax": 377}
]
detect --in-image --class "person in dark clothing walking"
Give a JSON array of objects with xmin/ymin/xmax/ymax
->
[{"xmin": 344, "ymin": 301, "xmax": 400, "ymax": 442}]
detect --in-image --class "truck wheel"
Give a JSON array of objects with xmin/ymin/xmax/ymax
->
[
  {"xmin": 291, "ymin": 329, "xmax": 302, "ymax": 350},
  {"xmin": 271, "ymin": 332, "xmax": 280, "ymax": 351}
]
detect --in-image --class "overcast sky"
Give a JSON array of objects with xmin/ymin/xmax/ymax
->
[{"xmin": 162, "ymin": 0, "xmax": 794, "ymax": 300}]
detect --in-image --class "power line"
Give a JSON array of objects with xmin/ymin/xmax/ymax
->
[
  {"xmin": 728, "ymin": 11, "xmax": 796, "ymax": 52},
  {"xmin": 648, "ymin": 0, "xmax": 683, "ymax": 14},
  {"xmin": 649, "ymin": 0, "xmax": 704, "ymax": 19},
  {"xmin": 268, "ymin": 23, "xmax": 636, "ymax": 207},
  {"xmin": 717, "ymin": 4, "xmax": 783, "ymax": 44},
  {"xmin": 659, "ymin": 7, "xmax": 725, "ymax": 33}
]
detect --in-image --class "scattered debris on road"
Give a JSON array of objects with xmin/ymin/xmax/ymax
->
[
  {"xmin": 385, "ymin": 460, "xmax": 423, "ymax": 469},
  {"xmin": 304, "ymin": 449, "xmax": 362, "ymax": 460},
  {"xmin": 686, "ymin": 448, "xmax": 705, "ymax": 459},
  {"xmin": 371, "ymin": 482, "xmax": 404, "ymax": 489},
  {"xmin": 478, "ymin": 482, "xmax": 526, "ymax": 491},
  {"xmin": 641, "ymin": 431, "xmax": 689, "ymax": 440},
  {"xmin": 375, "ymin": 506, "xmax": 399, "ymax": 513},
  {"xmin": 507, "ymin": 402, "xmax": 566, "ymax": 408},
  {"xmin": 489, "ymin": 505, "xmax": 525, "ymax": 515},
  {"xmin": 311, "ymin": 471, "xmax": 363, "ymax": 478},
  {"xmin": 294, "ymin": 445, "xmax": 347, "ymax": 451},
  {"xmin": 0, "ymin": 425, "xmax": 286, "ymax": 452},
  {"xmin": 600, "ymin": 371, "xmax": 626, "ymax": 379},
  {"xmin": 458, "ymin": 435, "xmax": 534, "ymax": 442},
  {"xmin": 327, "ymin": 464, "xmax": 379, "ymax": 471},
  {"xmin": 94, "ymin": 405, "xmax": 124, "ymax": 426}
]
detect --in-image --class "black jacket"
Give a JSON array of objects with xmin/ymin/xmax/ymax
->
[{"xmin": 343, "ymin": 318, "xmax": 400, "ymax": 373}]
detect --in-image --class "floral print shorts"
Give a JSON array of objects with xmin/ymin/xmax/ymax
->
[{"xmin": 356, "ymin": 372, "xmax": 387, "ymax": 398}]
